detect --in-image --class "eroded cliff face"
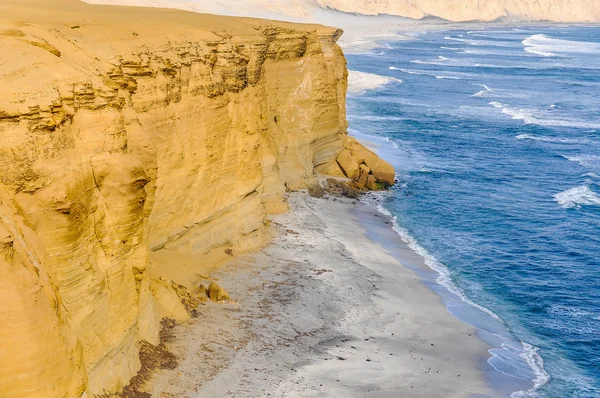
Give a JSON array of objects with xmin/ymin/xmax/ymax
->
[{"xmin": 0, "ymin": 1, "xmax": 393, "ymax": 396}]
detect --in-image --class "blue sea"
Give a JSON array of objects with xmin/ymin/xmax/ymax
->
[{"xmin": 346, "ymin": 25, "xmax": 600, "ymax": 397}]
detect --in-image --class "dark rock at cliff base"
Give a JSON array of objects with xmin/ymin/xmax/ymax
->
[
  {"xmin": 208, "ymin": 282, "xmax": 230, "ymax": 302},
  {"xmin": 344, "ymin": 137, "xmax": 396, "ymax": 187},
  {"xmin": 308, "ymin": 180, "xmax": 326, "ymax": 198},
  {"xmin": 325, "ymin": 178, "xmax": 363, "ymax": 199}
]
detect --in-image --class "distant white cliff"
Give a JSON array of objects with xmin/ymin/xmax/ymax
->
[{"xmin": 86, "ymin": 0, "xmax": 600, "ymax": 22}]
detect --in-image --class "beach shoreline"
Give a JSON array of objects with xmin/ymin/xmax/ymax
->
[{"xmin": 142, "ymin": 192, "xmax": 492, "ymax": 397}]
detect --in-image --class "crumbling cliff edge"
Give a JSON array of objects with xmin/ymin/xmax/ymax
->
[{"xmin": 0, "ymin": 1, "xmax": 393, "ymax": 396}]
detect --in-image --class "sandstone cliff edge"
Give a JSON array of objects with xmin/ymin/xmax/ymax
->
[{"xmin": 0, "ymin": 1, "xmax": 393, "ymax": 396}]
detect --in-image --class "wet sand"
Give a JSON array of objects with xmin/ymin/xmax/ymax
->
[{"xmin": 144, "ymin": 193, "xmax": 491, "ymax": 397}]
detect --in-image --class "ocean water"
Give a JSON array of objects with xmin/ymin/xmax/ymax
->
[{"xmin": 345, "ymin": 25, "xmax": 600, "ymax": 397}]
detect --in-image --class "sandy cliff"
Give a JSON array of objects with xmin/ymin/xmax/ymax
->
[
  {"xmin": 315, "ymin": 0, "xmax": 600, "ymax": 22},
  {"xmin": 0, "ymin": 1, "xmax": 392, "ymax": 396},
  {"xmin": 85, "ymin": 0, "xmax": 600, "ymax": 23}
]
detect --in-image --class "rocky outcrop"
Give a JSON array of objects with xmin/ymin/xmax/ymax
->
[
  {"xmin": 207, "ymin": 281, "xmax": 231, "ymax": 302},
  {"xmin": 334, "ymin": 137, "xmax": 395, "ymax": 189},
  {"xmin": 0, "ymin": 0, "xmax": 392, "ymax": 396}
]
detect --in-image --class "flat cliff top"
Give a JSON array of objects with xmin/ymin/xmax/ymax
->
[
  {"xmin": 0, "ymin": 0, "xmax": 326, "ymax": 32},
  {"xmin": 0, "ymin": 0, "xmax": 335, "ymax": 108}
]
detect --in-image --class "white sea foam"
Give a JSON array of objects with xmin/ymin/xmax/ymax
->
[
  {"xmin": 489, "ymin": 102, "xmax": 600, "ymax": 129},
  {"xmin": 444, "ymin": 35, "xmax": 516, "ymax": 48},
  {"xmin": 411, "ymin": 55, "xmax": 451, "ymax": 65},
  {"xmin": 348, "ymin": 114, "xmax": 407, "ymax": 122},
  {"xmin": 582, "ymin": 172, "xmax": 600, "ymax": 179},
  {"xmin": 390, "ymin": 66, "xmax": 469, "ymax": 80},
  {"xmin": 363, "ymin": 194, "xmax": 503, "ymax": 322},
  {"xmin": 515, "ymin": 134, "xmax": 591, "ymax": 144},
  {"xmin": 347, "ymin": 70, "xmax": 402, "ymax": 95},
  {"xmin": 554, "ymin": 185, "xmax": 600, "ymax": 209},
  {"xmin": 363, "ymin": 193, "xmax": 550, "ymax": 396},
  {"xmin": 549, "ymin": 304, "xmax": 600, "ymax": 320},
  {"xmin": 461, "ymin": 49, "xmax": 501, "ymax": 55},
  {"xmin": 444, "ymin": 36, "xmax": 478, "ymax": 45},
  {"xmin": 410, "ymin": 56, "xmax": 534, "ymax": 70},
  {"xmin": 510, "ymin": 342, "xmax": 551, "ymax": 398},
  {"xmin": 472, "ymin": 84, "xmax": 493, "ymax": 97},
  {"xmin": 410, "ymin": 59, "xmax": 444, "ymax": 66},
  {"xmin": 383, "ymin": 136, "xmax": 400, "ymax": 149},
  {"xmin": 522, "ymin": 34, "xmax": 600, "ymax": 57},
  {"xmin": 563, "ymin": 154, "xmax": 600, "ymax": 169},
  {"xmin": 472, "ymin": 84, "xmax": 529, "ymax": 99}
]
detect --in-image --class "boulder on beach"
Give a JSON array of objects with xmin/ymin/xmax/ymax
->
[
  {"xmin": 336, "ymin": 149, "xmax": 361, "ymax": 180},
  {"xmin": 208, "ymin": 282, "xmax": 230, "ymax": 302}
]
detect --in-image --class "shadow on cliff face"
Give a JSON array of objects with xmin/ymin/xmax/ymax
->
[{"xmin": 98, "ymin": 319, "xmax": 178, "ymax": 398}]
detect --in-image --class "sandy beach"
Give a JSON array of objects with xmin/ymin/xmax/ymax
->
[{"xmin": 142, "ymin": 192, "xmax": 491, "ymax": 397}]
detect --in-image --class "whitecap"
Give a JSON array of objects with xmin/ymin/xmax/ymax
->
[
  {"xmin": 390, "ymin": 67, "xmax": 468, "ymax": 80},
  {"xmin": 582, "ymin": 172, "xmax": 600, "ymax": 179},
  {"xmin": 562, "ymin": 154, "xmax": 600, "ymax": 170},
  {"xmin": 472, "ymin": 84, "xmax": 493, "ymax": 97},
  {"xmin": 383, "ymin": 136, "xmax": 400, "ymax": 149},
  {"xmin": 444, "ymin": 35, "xmax": 516, "ymax": 48},
  {"xmin": 347, "ymin": 70, "xmax": 402, "ymax": 95},
  {"xmin": 522, "ymin": 34, "xmax": 600, "ymax": 57},
  {"xmin": 489, "ymin": 102, "xmax": 600, "ymax": 129},
  {"xmin": 471, "ymin": 84, "xmax": 529, "ymax": 99},
  {"xmin": 554, "ymin": 185, "xmax": 600, "ymax": 209},
  {"xmin": 515, "ymin": 134, "xmax": 591, "ymax": 144},
  {"xmin": 549, "ymin": 304, "xmax": 599, "ymax": 320},
  {"xmin": 444, "ymin": 35, "xmax": 478, "ymax": 45},
  {"xmin": 347, "ymin": 114, "xmax": 407, "ymax": 123},
  {"xmin": 411, "ymin": 55, "xmax": 451, "ymax": 64}
]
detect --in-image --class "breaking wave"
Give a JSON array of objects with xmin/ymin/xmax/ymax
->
[
  {"xmin": 562, "ymin": 154, "xmax": 600, "ymax": 171},
  {"xmin": 489, "ymin": 102, "xmax": 600, "ymax": 129},
  {"xmin": 347, "ymin": 70, "xmax": 402, "ymax": 95},
  {"xmin": 515, "ymin": 134, "xmax": 593, "ymax": 144},
  {"xmin": 390, "ymin": 66, "xmax": 472, "ymax": 80},
  {"xmin": 362, "ymin": 193, "xmax": 549, "ymax": 398},
  {"xmin": 472, "ymin": 84, "xmax": 529, "ymax": 99},
  {"xmin": 522, "ymin": 34, "xmax": 600, "ymax": 57},
  {"xmin": 554, "ymin": 185, "xmax": 600, "ymax": 209}
]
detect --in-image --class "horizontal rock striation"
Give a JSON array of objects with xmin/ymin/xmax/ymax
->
[{"xmin": 0, "ymin": 0, "xmax": 392, "ymax": 396}]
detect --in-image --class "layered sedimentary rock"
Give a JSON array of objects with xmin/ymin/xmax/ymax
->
[
  {"xmin": 86, "ymin": 0, "xmax": 600, "ymax": 23},
  {"xmin": 0, "ymin": 0, "xmax": 392, "ymax": 396}
]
